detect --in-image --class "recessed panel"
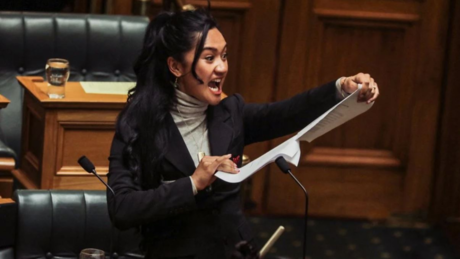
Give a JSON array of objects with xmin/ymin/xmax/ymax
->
[
  {"xmin": 267, "ymin": 165, "xmax": 403, "ymax": 219},
  {"xmin": 26, "ymin": 108, "xmax": 44, "ymax": 165},
  {"xmin": 314, "ymin": 23, "xmax": 406, "ymax": 152},
  {"xmin": 58, "ymin": 128, "xmax": 114, "ymax": 174}
]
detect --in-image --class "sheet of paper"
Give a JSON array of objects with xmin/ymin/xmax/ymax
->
[
  {"xmin": 80, "ymin": 82, "xmax": 135, "ymax": 95},
  {"xmin": 216, "ymin": 136, "xmax": 301, "ymax": 183},
  {"xmin": 215, "ymin": 87, "xmax": 374, "ymax": 183}
]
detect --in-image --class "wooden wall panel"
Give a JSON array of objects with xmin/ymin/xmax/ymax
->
[
  {"xmin": 268, "ymin": 166, "xmax": 403, "ymax": 218},
  {"xmin": 262, "ymin": 0, "xmax": 452, "ymax": 219},
  {"xmin": 112, "ymin": 0, "xmax": 133, "ymax": 14}
]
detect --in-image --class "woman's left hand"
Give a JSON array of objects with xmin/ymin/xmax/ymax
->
[{"xmin": 340, "ymin": 73, "xmax": 380, "ymax": 104}]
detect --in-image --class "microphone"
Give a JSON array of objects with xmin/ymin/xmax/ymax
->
[
  {"xmin": 275, "ymin": 157, "xmax": 309, "ymax": 259},
  {"xmin": 275, "ymin": 156, "xmax": 291, "ymax": 174},
  {"xmin": 78, "ymin": 155, "xmax": 115, "ymax": 196}
]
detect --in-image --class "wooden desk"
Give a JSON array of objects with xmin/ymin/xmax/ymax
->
[
  {"xmin": 15, "ymin": 76, "xmax": 128, "ymax": 190},
  {"xmin": 0, "ymin": 198, "xmax": 14, "ymax": 204},
  {"xmin": 0, "ymin": 94, "xmax": 10, "ymax": 109}
]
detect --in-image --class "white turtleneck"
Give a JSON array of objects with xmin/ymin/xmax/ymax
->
[{"xmin": 170, "ymin": 88, "xmax": 210, "ymax": 195}]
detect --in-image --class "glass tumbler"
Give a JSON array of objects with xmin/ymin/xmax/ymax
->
[{"xmin": 45, "ymin": 58, "xmax": 69, "ymax": 99}]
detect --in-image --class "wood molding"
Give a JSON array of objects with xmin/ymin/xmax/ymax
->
[
  {"xmin": 187, "ymin": 0, "xmax": 251, "ymax": 10},
  {"xmin": 0, "ymin": 158, "xmax": 15, "ymax": 171},
  {"xmin": 11, "ymin": 169, "xmax": 39, "ymax": 189},
  {"xmin": 57, "ymin": 166, "xmax": 109, "ymax": 176},
  {"xmin": 58, "ymin": 121, "xmax": 115, "ymax": 129},
  {"xmin": 24, "ymin": 151, "xmax": 40, "ymax": 173},
  {"xmin": 302, "ymin": 147, "xmax": 402, "ymax": 169},
  {"xmin": 314, "ymin": 8, "xmax": 420, "ymax": 22}
]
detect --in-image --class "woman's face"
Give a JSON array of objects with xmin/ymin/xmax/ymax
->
[{"xmin": 176, "ymin": 28, "xmax": 228, "ymax": 105}]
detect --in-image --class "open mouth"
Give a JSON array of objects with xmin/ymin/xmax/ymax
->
[{"xmin": 208, "ymin": 78, "xmax": 222, "ymax": 94}]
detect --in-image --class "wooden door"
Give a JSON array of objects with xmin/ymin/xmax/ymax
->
[{"xmin": 261, "ymin": 0, "xmax": 451, "ymax": 219}]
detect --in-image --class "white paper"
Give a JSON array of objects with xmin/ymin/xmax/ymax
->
[
  {"xmin": 215, "ymin": 86, "xmax": 374, "ymax": 183},
  {"xmin": 80, "ymin": 82, "xmax": 135, "ymax": 95}
]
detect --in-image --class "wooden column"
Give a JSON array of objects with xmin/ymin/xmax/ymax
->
[{"xmin": 431, "ymin": 0, "xmax": 460, "ymax": 249}]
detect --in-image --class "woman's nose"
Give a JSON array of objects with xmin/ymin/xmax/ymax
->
[{"xmin": 215, "ymin": 60, "xmax": 227, "ymax": 73}]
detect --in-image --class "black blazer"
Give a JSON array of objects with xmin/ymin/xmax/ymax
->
[{"xmin": 107, "ymin": 80, "xmax": 339, "ymax": 259}]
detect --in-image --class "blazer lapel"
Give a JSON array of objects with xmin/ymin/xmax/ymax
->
[
  {"xmin": 164, "ymin": 114, "xmax": 196, "ymax": 176},
  {"xmin": 207, "ymin": 105, "xmax": 233, "ymax": 156}
]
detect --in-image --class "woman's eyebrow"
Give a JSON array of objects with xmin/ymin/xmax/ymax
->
[{"xmin": 202, "ymin": 44, "xmax": 228, "ymax": 52}]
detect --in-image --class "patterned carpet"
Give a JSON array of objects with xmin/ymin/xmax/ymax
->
[{"xmin": 248, "ymin": 217, "xmax": 460, "ymax": 259}]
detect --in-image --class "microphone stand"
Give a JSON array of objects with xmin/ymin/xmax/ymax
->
[
  {"xmin": 91, "ymin": 169, "xmax": 116, "ymax": 197},
  {"xmin": 78, "ymin": 156, "xmax": 116, "ymax": 258},
  {"xmin": 275, "ymin": 157, "xmax": 309, "ymax": 259}
]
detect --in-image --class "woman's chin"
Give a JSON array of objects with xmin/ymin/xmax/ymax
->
[
  {"xmin": 203, "ymin": 93, "xmax": 222, "ymax": 105},
  {"xmin": 208, "ymin": 98, "xmax": 222, "ymax": 106}
]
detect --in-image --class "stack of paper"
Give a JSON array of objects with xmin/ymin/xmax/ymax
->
[{"xmin": 80, "ymin": 82, "xmax": 135, "ymax": 95}]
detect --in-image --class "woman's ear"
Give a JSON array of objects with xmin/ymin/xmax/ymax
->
[{"xmin": 167, "ymin": 57, "xmax": 183, "ymax": 78}]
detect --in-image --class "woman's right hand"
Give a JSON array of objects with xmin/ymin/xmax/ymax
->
[{"xmin": 191, "ymin": 154, "xmax": 238, "ymax": 191}]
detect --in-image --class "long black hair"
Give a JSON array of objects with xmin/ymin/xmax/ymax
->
[{"xmin": 116, "ymin": 9, "xmax": 219, "ymax": 188}]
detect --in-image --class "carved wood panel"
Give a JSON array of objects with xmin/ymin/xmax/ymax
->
[{"xmin": 262, "ymin": 0, "xmax": 451, "ymax": 219}]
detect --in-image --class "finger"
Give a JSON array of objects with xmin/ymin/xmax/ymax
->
[
  {"xmin": 352, "ymin": 73, "xmax": 363, "ymax": 83},
  {"xmin": 214, "ymin": 154, "xmax": 232, "ymax": 163},
  {"xmin": 217, "ymin": 161, "xmax": 239, "ymax": 174},
  {"xmin": 367, "ymin": 84, "xmax": 380, "ymax": 103},
  {"xmin": 357, "ymin": 82, "xmax": 370, "ymax": 102},
  {"xmin": 210, "ymin": 154, "xmax": 232, "ymax": 170},
  {"xmin": 366, "ymin": 82, "xmax": 374, "ymax": 97},
  {"xmin": 202, "ymin": 161, "xmax": 213, "ymax": 167},
  {"xmin": 353, "ymin": 73, "xmax": 370, "ymax": 84},
  {"xmin": 220, "ymin": 159, "xmax": 237, "ymax": 169},
  {"xmin": 366, "ymin": 83, "xmax": 379, "ymax": 103},
  {"xmin": 201, "ymin": 156, "xmax": 220, "ymax": 162},
  {"xmin": 370, "ymin": 84, "xmax": 376, "ymax": 95},
  {"xmin": 368, "ymin": 78, "xmax": 375, "ymax": 92}
]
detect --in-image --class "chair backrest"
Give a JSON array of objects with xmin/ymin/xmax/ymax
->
[
  {"xmin": 0, "ymin": 12, "xmax": 148, "ymax": 159},
  {"xmin": 13, "ymin": 189, "xmax": 144, "ymax": 259}
]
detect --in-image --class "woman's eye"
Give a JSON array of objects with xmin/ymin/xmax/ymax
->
[
  {"xmin": 205, "ymin": 56, "xmax": 214, "ymax": 61},
  {"xmin": 222, "ymin": 53, "xmax": 228, "ymax": 60}
]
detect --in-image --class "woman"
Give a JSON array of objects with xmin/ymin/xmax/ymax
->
[{"xmin": 107, "ymin": 8, "xmax": 379, "ymax": 259}]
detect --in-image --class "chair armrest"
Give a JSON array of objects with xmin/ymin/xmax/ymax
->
[{"xmin": 0, "ymin": 139, "xmax": 16, "ymax": 170}]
